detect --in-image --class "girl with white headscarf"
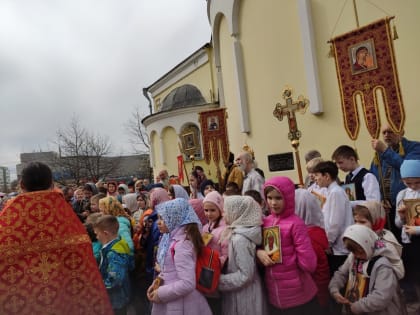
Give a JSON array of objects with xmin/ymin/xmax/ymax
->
[
  {"xmin": 329, "ymin": 224, "xmax": 404, "ymax": 315},
  {"xmin": 218, "ymin": 195, "xmax": 268, "ymax": 315}
]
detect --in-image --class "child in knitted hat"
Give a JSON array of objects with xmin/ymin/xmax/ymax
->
[
  {"xmin": 395, "ymin": 159, "xmax": 420, "ymax": 303},
  {"xmin": 202, "ymin": 191, "xmax": 228, "ymax": 314},
  {"xmin": 218, "ymin": 195, "xmax": 267, "ymax": 315}
]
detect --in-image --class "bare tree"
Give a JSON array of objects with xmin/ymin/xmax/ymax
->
[
  {"xmin": 55, "ymin": 116, "xmax": 87, "ymax": 185},
  {"xmin": 83, "ymin": 133, "xmax": 121, "ymax": 181},
  {"xmin": 54, "ymin": 115, "xmax": 120, "ymax": 185},
  {"xmin": 126, "ymin": 106, "xmax": 150, "ymax": 153}
]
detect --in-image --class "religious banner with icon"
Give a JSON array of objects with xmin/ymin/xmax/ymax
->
[
  {"xmin": 177, "ymin": 155, "xmax": 184, "ymax": 183},
  {"xmin": 330, "ymin": 17, "xmax": 405, "ymax": 140},
  {"xmin": 199, "ymin": 108, "xmax": 229, "ymax": 165}
]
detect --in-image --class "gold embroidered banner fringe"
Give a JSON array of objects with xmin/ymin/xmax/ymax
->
[
  {"xmin": 331, "ymin": 17, "xmax": 405, "ymax": 140},
  {"xmin": 199, "ymin": 108, "xmax": 229, "ymax": 165}
]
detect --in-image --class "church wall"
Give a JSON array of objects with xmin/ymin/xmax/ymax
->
[
  {"xmin": 160, "ymin": 127, "xmax": 178, "ymax": 177},
  {"xmin": 212, "ymin": 0, "xmax": 420, "ymax": 183}
]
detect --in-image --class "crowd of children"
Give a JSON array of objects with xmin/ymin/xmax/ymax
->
[
  {"xmin": 9, "ymin": 142, "xmax": 415, "ymax": 315},
  {"xmin": 53, "ymin": 154, "xmax": 419, "ymax": 315}
]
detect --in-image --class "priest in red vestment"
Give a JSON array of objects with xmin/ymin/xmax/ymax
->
[{"xmin": 0, "ymin": 162, "xmax": 113, "ymax": 315}]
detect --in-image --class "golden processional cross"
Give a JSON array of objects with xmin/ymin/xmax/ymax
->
[{"xmin": 273, "ymin": 87, "xmax": 309, "ymax": 186}]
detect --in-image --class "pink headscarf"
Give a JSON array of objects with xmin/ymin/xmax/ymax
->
[
  {"xmin": 150, "ymin": 187, "xmax": 170, "ymax": 209},
  {"xmin": 189, "ymin": 198, "xmax": 207, "ymax": 225}
]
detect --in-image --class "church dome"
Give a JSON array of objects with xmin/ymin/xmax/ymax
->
[{"xmin": 160, "ymin": 84, "xmax": 206, "ymax": 111}]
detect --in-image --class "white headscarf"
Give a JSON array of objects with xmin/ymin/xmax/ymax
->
[
  {"xmin": 295, "ymin": 188, "xmax": 324, "ymax": 228},
  {"xmin": 122, "ymin": 193, "xmax": 138, "ymax": 213},
  {"xmin": 172, "ymin": 184, "xmax": 190, "ymax": 200},
  {"xmin": 222, "ymin": 195, "xmax": 262, "ymax": 241},
  {"xmin": 342, "ymin": 224, "xmax": 402, "ymax": 277}
]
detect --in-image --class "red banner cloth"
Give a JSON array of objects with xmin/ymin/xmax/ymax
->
[
  {"xmin": 199, "ymin": 108, "xmax": 229, "ymax": 165},
  {"xmin": 0, "ymin": 191, "xmax": 113, "ymax": 315},
  {"xmin": 331, "ymin": 17, "xmax": 404, "ymax": 140},
  {"xmin": 177, "ymin": 155, "xmax": 184, "ymax": 183}
]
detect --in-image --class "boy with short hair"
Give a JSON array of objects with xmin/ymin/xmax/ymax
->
[
  {"xmin": 313, "ymin": 161, "xmax": 354, "ymax": 275},
  {"xmin": 94, "ymin": 215, "xmax": 134, "ymax": 315},
  {"xmin": 332, "ymin": 145, "xmax": 381, "ymax": 208}
]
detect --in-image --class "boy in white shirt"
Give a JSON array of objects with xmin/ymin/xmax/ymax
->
[
  {"xmin": 332, "ymin": 145, "xmax": 381, "ymax": 208},
  {"xmin": 313, "ymin": 161, "xmax": 354, "ymax": 276}
]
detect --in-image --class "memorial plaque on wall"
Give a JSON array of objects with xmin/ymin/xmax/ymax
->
[{"xmin": 268, "ymin": 152, "xmax": 294, "ymax": 172}]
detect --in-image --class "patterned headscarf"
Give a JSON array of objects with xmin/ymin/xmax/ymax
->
[
  {"xmin": 156, "ymin": 198, "xmax": 202, "ymax": 268},
  {"xmin": 295, "ymin": 188, "xmax": 324, "ymax": 227},
  {"xmin": 222, "ymin": 195, "xmax": 262, "ymax": 241}
]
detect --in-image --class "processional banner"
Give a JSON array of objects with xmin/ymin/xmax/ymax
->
[
  {"xmin": 330, "ymin": 17, "xmax": 404, "ymax": 140},
  {"xmin": 199, "ymin": 108, "xmax": 229, "ymax": 164},
  {"xmin": 177, "ymin": 155, "xmax": 184, "ymax": 183}
]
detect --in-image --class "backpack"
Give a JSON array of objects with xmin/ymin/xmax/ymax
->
[
  {"xmin": 196, "ymin": 246, "xmax": 221, "ymax": 294},
  {"xmin": 366, "ymin": 255, "xmax": 382, "ymax": 276},
  {"xmin": 171, "ymin": 241, "xmax": 221, "ymax": 294}
]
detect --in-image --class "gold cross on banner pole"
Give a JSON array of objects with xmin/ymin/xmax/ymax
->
[{"xmin": 273, "ymin": 87, "xmax": 309, "ymax": 186}]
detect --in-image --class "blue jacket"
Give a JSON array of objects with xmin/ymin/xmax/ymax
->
[
  {"xmin": 117, "ymin": 216, "xmax": 134, "ymax": 254},
  {"xmin": 370, "ymin": 137, "xmax": 420, "ymax": 206},
  {"xmin": 99, "ymin": 236, "xmax": 135, "ymax": 310}
]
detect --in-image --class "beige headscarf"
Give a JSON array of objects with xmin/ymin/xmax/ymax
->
[
  {"xmin": 343, "ymin": 224, "xmax": 403, "ymax": 278},
  {"xmin": 222, "ymin": 195, "xmax": 262, "ymax": 241},
  {"xmin": 360, "ymin": 200, "xmax": 386, "ymax": 232}
]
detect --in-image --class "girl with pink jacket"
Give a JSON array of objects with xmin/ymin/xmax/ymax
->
[{"xmin": 257, "ymin": 176, "xmax": 318, "ymax": 315}]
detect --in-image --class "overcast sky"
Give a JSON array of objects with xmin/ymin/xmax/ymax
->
[{"xmin": 0, "ymin": 0, "xmax": 211, "ymax": 179}]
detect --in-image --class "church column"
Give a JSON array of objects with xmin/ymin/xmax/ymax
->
[
  {"xmin": 149, "ymin": 137, "xmax": 155, "ymax": 168},
  {"xmin": 216, "ymin": 64, "xmax": 225, "ymax": 106},
  {"xmin": 159, "ymin": 135, "xmax": 166, "ymax": 165},
  {"xmin": 232, "ymin": 36, "xmax": 250, "ymax": 133},
  {"xmin": 297, "ymin": 0, "xmax": 323, "ymax": 114}
]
